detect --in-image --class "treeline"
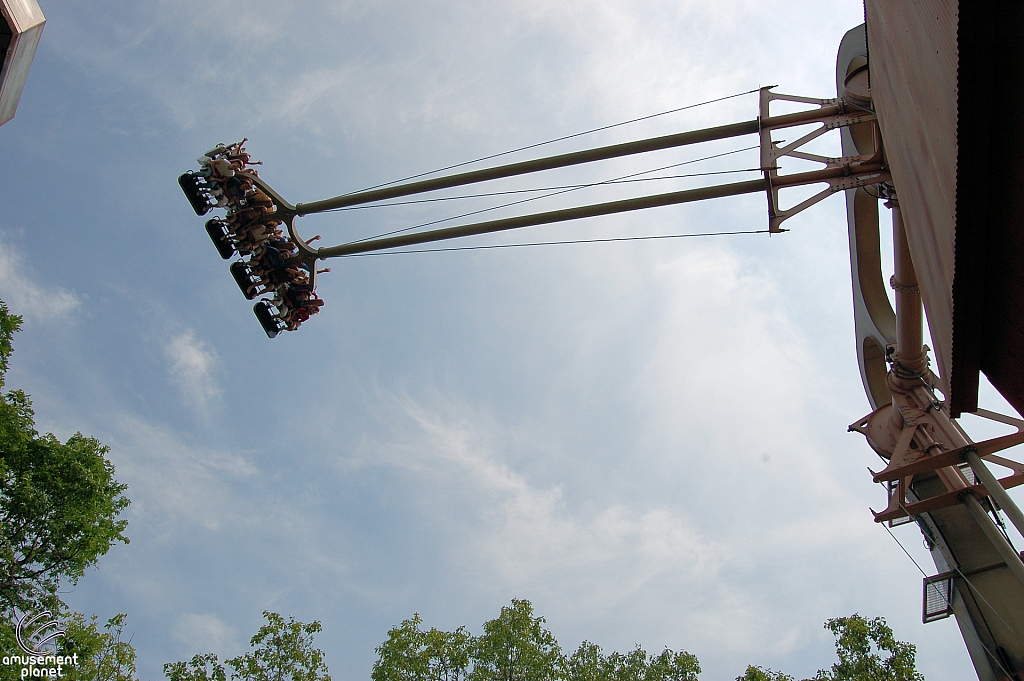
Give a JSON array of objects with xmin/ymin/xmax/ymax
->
[
  {"xmin": 371, "ymin": 599, "xmax": 697, "ymax": 681},
  {"xmin": 365, "ymin": 599, "xmax": 923, "ymax": 681}
]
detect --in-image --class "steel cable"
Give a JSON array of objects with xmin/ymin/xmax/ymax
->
[
  {"xmin": 336, "ymin": 87, "xmax": 766, "ymax": 198},
  {"xmin": 336, "ymin": 229, "xmax": 768, "ymax": 257},
  {"xmin": 340, "ymin": 145, "xmax": 760, "ymax": 246}
]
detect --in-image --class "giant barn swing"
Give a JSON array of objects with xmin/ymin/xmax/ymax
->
[{"xmin": 179, "ymin": 25, "xmax": 1024, "ymax": 680}]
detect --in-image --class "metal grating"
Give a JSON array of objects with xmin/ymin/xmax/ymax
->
[
  {"xmin": 958, "ymin": 462, "xmax": 977, "ymax": 485},
  {"xmin": 923, "ymin": 573, "xmax": 955, "ymax": 623},
  {"xmin": 886, "ymin": 480, "xmax": 914, "ymax": 527}
]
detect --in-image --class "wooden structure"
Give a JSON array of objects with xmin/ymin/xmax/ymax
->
[
  {"xmin": 0, "ymin": 0, "xmax": 44, "ymax": 128},
  {"xmin": 843, "ymin": 4, "xmax": 1024, "ymax": 679}
]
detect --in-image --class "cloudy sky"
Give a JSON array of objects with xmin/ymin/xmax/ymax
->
[{"xmin": 1, "ymin": 1, "xmax": 1019, "ymax": 679}]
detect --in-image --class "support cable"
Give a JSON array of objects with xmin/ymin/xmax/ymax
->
[
  {"xmin": 336, "ymin": 228, "xmax": 768, "ymax": 257},
  {"xmin": 317, "ymin": 178, "xmax": 766, "ymax": 258},
  {"xmin": 324, "ymin": 167, "xmax": 761, "ymax": 212},
  {"xmin": 341, "ymin": 145, "xmax": 760, "ymax": 246},
  {"xmin": 337, "ymin": 87, "xmax": 765, "ymax": 198},
  {"xmin": 891, "ymin": 496, "xmax": 1024, "ymax": 647},
  {"xmin": 880, "ymin": 521, "xmax": 1017, "ymax": 678}
]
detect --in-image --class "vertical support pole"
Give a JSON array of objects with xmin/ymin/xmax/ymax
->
[
  {"xmin": 966, "ymin": 448, "xmax": 1024, "ymax": 539},
  {"xmin": 758, "ymin": 87, "xmax": 784, "ymax": 234},
  {"xmin": 889, "ymin": 194, "xmax": 927, "ymax": 375},
  {"xmin": 962, "ymin": 492, "xmax": 1024, "ymax": 590}
]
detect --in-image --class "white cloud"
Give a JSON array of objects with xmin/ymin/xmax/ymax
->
[
  {"xmin": 166, "ymin": 330, "xmax": 222, "ymax": 408},
  {"xmin": 0, "ymin": 239, "xmax": 80, "ymax": 322},
  {"xmin": 174, "ymin": 613, "xmax": 237, "ymax": 655},
  {"xmin": 354, "ymin": 387, "xmax": 828, "ymax": 655},
  {"xmin": 385, "ymin": 391, "xmax": 729, "ymax": 583},
  {"xmin": 107, "ymin": 413, "xmax": 258, "ymax": 532}
]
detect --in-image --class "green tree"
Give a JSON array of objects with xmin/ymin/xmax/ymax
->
[
  {"xmin": 810, "ymin": 615, "xmax": 923, "ymax": 681},
  {"xmin": 424, "ymin": 623, "xmax": 472, "ymax": 681},
  {"xmin": 165, "ymin": 611, "xmax": 331, "ymax": 681},
  {"xmin": 735, "ymin": 666, "xmax": 794, "ymax": 681},
  {"xmin": 163, "ymin": 653, "xmax": 228, "ymax": 681},
  {"xmin": 228, "ymin": 612, "xmax": 331, "ymax": 681},
  {"xmin": 373, "ymin": 614, "xmax": 471, "ymax": 681},
  {"xmin": 563, "ymin": 642, "xmax": 699, "ymax": 681},
  {"xmin": 563, "ymin": 641, "xmax": 602, "ymax": 681},
  {"xmin": 60, "ymin": 613, "xmax": 138, "ymax": 681},
  {"xmin": 373, "ymin": 615, "xmax": 431, "ymax": 681},
  {"xmin": 373, "ymin": 601, "xmax": 700, "ymax": 681},
  {"xmin": 0, "ymin": 299, "xmax": 134, "ymax": 679},
  {"xmin": 738, "ymin": 614, "xmax": 922, "ymax": 681},
  {"xmin": 0, "ymin": 611, "xmax": 137, "ymax": 681},
  {"xmin": 644, "ymin": 648, "xmax": 700, "ymax": 681},
  {"xmin": 469, "ymin": 599, "xmax": 562, "ymax": 681},
  {"xmin": 0, "ymin": 301, "xmax": 129, "ymax": 617}
]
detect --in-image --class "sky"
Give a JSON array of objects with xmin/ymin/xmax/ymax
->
[{"xmin": 0, "ymin": 1, "xmax": 1020, "ymax": 680}]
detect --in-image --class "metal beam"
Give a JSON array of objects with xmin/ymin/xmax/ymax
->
[
  {"xmin": 962, "ymin": 492, "xmax": 1024, "ymax": 591},
  {"xmin": 297, "ymin": 105, "xmax": 845, "ymax": 216},
  {"xmin": 318, "ymin": 178, "xmax": 766, "ymax": 258},
  {"xmin": 296, "ymin": 120, "xmax": 762, "ymax": 215},
  {"xmin": 966, "ymin": 448, "xmax": 1024, "ymax": 540}
]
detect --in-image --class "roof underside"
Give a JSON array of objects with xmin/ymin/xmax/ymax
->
[
  {"xmin": 951, "ymin": 1, "xmax": 1024, "ymax": 417},
  {"xmin": 865, "ymin": 0, "xmax": 1024, "ymax": 418}
]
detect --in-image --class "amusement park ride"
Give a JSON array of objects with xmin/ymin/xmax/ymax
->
[{"xmin": 179, "ymin": 4, "xmax": 1024, "ymax": 680}]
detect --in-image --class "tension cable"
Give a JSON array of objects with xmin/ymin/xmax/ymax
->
[
  {"xmin": 338, "ymin": 87, "xmax": 765, "ymax": 197},
  {"xmin": 338, "ymin": 228, "xmax": 769, "ymax": 257}
]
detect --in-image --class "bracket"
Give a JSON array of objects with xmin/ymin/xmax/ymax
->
[
  {"xmin": 758, "ymin": 88, "xmax": 890, "ymax": 232},
  {"xmin": 851, "ymin": 404, "xmax": 1024, "ymax": 523}
]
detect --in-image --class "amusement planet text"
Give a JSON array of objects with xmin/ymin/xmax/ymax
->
[{"xmin": 3, "ymin": 654, "xmax": 78, "ymax": 678}]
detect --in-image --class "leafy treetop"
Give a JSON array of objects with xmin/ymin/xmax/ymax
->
[
  {"xmin": 372, "ymin": 599, "xmax": 699, "ymax": 681},
  {"xmin": 372, "ymin": 601, "xmax": 922, "ymax": 681},
  {"xmin": 164, "ymin": 611, "xmax": 331, "ymax": 681},
  {"xmin": 0, "ymin": 300, "xmax": 130, "ymax": 616},
  {"xmin": 738, "ymin": 614, "xmax": 924, "ymax": 681}
]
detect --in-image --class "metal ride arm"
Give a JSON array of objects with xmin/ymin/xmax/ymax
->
[
  {"xmin": 292, "ymin": 89, "xmax": 886, "ymax": 260},
  {"xmin": 293, "ymin": 100, "xmax": 867, "ymax": 216},
  {"xmin": 180, "ymin": 87, "xmax": 891, "ymax": 338}
]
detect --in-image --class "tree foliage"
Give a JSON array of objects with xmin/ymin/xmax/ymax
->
[
  {"xmin": 372, "ymin": 600, "xmax": 699, "ymax": 681},
  {"xmin": 565, "ymin": 642, "xmax": 699, "ymax": 681},
  {"xmin": 163, "ymin": 653, "xmax": 227, "ymax": 681},
  {"xmin": 737, "ymin": 614, "xmax": 923, "ymax": 681},
  {"xmin": 735, "ymin": 666, "xmax": 794, "ymax": 681},
  {"xmin": 228, "ymin": 612, "xmax": 331, "ymax": 681},
  {"xmin": 375, "ymin": 602, "xmax": 921, "ymax": 681},
  {"xmin": 165, "ymin": 611, "xmax": 331, "ymax": 681},
  {"xmin": 809, "ymin": 615, "xmax": 923, "ymax": 681},
  {"xmin": 59, "ymin": 613, "xmax": 138, "ymax": 681},
  {"xmin": 0, "ymin": 299, "xmax": 134, "ymax": 678},
  {"xmin": 373, "ymin": 613, "xmax": 471, "ymax": 681},
  {"xmin": 469, "ymin": 600, "xmax": 562, "ymax": 681},
  {"xmin": 0, "ymin": 612, "xmax": 137, "ymax": 681},
  {"xmin": 0, "ymin": 301, "xmax": 129, "ymax": 616}
]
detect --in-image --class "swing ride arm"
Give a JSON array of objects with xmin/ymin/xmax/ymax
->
[
  {"xmin": 177, "ymin": 86, "xmax": 889, "ymax": 337},
  {"xmin": 294, "ymin": 101, "xmax": 863, "ymax": 217},
  {"xmin": 314, "ymin": 163, "xmax": 880, "ymax": 259}
]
